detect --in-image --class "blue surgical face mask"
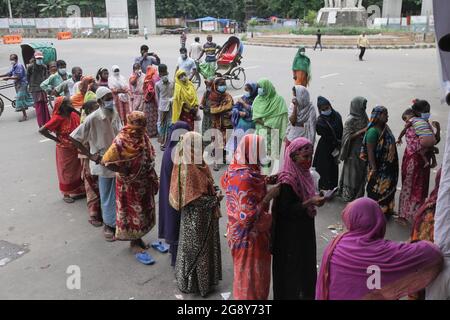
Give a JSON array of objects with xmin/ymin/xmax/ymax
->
[
  {"xmin": 258, "ymin": 88, "xmax": 265, "ymax": 96},
  {"xmin": 321, "ymin": 109, "xmax": 332, "ymax": 116},
  {"xmin": 421, "ymin": 113, "xmax": 431, "ymax": 120},
  {"xmin": 103, "ymin": 100, "xmax": 114, "ymax": 110},
  {"xmin": 36, "ymin": 59, "xmax": 44, "ymax": 65},
  {"xmin": 244, "ymin": 92, "xmax": 251, "ymax": 98},
  {"xmin": 59, "ymin": 68, "xmax": 66, "ymax": 75},
  {"xmin": 218, "ymin": 85, "xmax": 227, "ymax": 93}
]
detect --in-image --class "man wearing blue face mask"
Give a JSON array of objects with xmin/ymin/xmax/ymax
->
[
  {"xmin": 27, "ymin": 51, "xmax": 50, "ymax": 127},
  {"xmin": 70, "ymin": 86, "xmax": 123, "ymax": 242}
]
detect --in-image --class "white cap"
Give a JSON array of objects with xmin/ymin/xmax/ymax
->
[{"xmin": 96, "ymin": 86, "xmax": 112, "ymax": 101}]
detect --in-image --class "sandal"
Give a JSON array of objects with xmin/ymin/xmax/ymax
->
[
  {"xmin": 63, "ymin": 196, "xmax": 75, "ymax": 204},
  {"xmin": 71, "ymin": 194, "xmax": 87, "ymax": 200},
  {"xmin": 151, "ymin": 241, "xmax": 169, "ymax": 254},
  {"xmin": 103, "ymin": 225, "xmax": 116, "ymax": 242},
  {"xmin": 135, "ymin": 252, "xmax": 155, "ymax": 265}
]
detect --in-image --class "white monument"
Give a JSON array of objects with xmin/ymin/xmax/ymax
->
[
  {"xmin": 382, "ymin": 0, "xmax": 402, "ymax": 18},
  {"xmin": 317, "ymin": 0, "xmax": 367, "ymax": 27},
  {"xmin": 137, "ymin": 0, "xmax": 157, "ymax": 35},
  {"xmin": 105, "ymin": 0, "xmax": 129, "ymax": 32},
  {"xmin": 421, "ymin": 0, "xmax": 433, "ymax": 16}
]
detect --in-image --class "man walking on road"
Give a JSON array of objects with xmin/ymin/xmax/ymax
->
[
  {"xmin": 357, "ymin": 33, "xmax": 370, "ymax": 61},
  {"xmin": 314, "ymin": 29, "xmax": 323, "ymax": 51}
]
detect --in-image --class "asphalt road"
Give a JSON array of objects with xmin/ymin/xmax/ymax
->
[{"xmin": 0, "ymin": 34, "xmax": 447, "ymax": 299}]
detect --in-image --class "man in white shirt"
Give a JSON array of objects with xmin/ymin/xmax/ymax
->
[
  {"xmin": 189, "ymin": 37, "xmax": 203, "ymax": 61},
  {"xmin": 176, "ymin": 47, "xmax": 197, "ymax": 81},
  {"xmin": 70, "ymin": 87, "xmax": 122, "ymax": 242}
]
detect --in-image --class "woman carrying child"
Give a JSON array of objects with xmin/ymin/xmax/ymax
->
[{"xmin": 397, "ymin": 99, "xmax": 441, "ymax": 225}]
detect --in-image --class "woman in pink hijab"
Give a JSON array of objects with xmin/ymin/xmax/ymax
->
[
  {"xmin": 316, "ymin": 197, "xmax": 443, "ymax": 300},
  {"xmin": 272, "ymin": 137, "xmax": 326, "ymax": 300}
]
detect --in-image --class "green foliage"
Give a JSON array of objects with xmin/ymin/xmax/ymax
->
[
  {"xmin": 305, "ymin": 10, "xmax": 317, "ymax": 25},
  {"xmin": 291, "ymin": 26, "xmax": 408, "ymax": 36},
  {"xmin": 0, "ymin": 0, "xmax": 423, "ymax": 20}
]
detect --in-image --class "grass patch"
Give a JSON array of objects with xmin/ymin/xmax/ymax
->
[{"xmin": 291, "ymin": 27, "xmax": 410, "ymax": 36}]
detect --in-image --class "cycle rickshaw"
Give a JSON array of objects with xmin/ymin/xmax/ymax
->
[
  {"xmin": 193, "ymin": 36, "xmax": 246, "ymax": 90},
  {"xmin": 0, "ymin": 42, "xmax": 57, "ymax": 118}
]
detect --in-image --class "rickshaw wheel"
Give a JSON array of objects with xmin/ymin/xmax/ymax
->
[
  {"xmin": 230, "ymin": 67, "xmax": 246, "ymax": 90},
  {"xmin": 0, "ymin": 98, "xmax": 4, "ymax": 118},
  {"xmin": 192, "ymin": 72, "xmax": 201, "ymax": 90}
]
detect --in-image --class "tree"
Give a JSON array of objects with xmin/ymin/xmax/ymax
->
[{"xmin": 38, "ymin": 0, "xmax": 70, "ymax": 17}]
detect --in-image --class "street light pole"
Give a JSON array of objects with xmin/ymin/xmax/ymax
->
[{"xmin": 7, "ymin": 0, "xmax": 13, "ymax": 18}]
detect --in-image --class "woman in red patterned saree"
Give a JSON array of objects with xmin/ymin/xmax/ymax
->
[{"xmin": 102, "ymin": 111, "xmax": 159, "ymax": 263}]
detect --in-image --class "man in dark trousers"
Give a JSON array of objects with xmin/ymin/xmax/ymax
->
[{"xmin": 314, "ymin": 29, "xmax": 322, "ymax": 51}]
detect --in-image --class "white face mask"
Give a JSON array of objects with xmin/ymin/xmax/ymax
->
[
  {"xmin": 114, "ymin": 72, "xmax": 120, "ymax": 77},
  {"xmin": 59, "ymin": 68, "xmax": 66, "ymax": 75},
  {"xmin": 10, "ymin": 60, "xmax": 16, "ymax": 65},
  {"xmin": 161, "ymin": 75, "xmax": 169, "ymax": 83},
  {"xmin": 103, "ymin": 100, "xmax": 114, "ymax": 110}
]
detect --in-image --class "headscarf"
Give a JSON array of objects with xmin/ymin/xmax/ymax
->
[
  {"xmin": 143, "ymin": 66, "xmax": 159, "ymax": 103},
  {"xmin": 108, "ymin": 65, "xmax": 129, "ymax": 102},
  {"xmin": 165, "ymin": 121, "xmax": 191, "ymax": 149},
  {"xmin": 169, "ymin": 131, "xmax": 216, "ymax": 211},
  {"xmin": 52, "ymin": 96, "xmax": 65, "ymax": 115},
  {"xmin": 231, "ymin": 82, "xmax": 257, "ymax": 127},
  {"xmin": 316, "ymin": 197, "xmax": 443, "ymax": 300},
  {"xmin": 293, "ymin": 85, "xmax": 315, "ymax": 125},
  {"xmin": 102, "ymin": 111, "xmax": 155, "ymax": 164},
  {"xmin": 340, "ymin": 96, "xmax": 368, "ymax": 161},
  {"xmin": 172, "ymin": 69, "xmax": 199, "ymax": 124},
  {"xmin": 252, "ymin": 79, "xmax": 288, "ymax": 125},
  {"xmin": 368, "ymin": 105, "xmax": 387, "ymax": 129},
  {"xmin": 229, "ymin": 134, "xmax": 267, "ymax": 172},
  {"xmin": 209, "ymin": 78, "xmax": 234, "ymax": 115},
  {"xmin": 277, "ymin": 137, "xmax": 316, "ymax": 217},
  {"xmin": 316, "ymin": 96, "xmax": 343, "ymax": 146},
  {"xmin": 292, "ymin": 46, "xmax": 311, "ymax": 78}
]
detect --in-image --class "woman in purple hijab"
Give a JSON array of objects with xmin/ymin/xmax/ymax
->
[
  {"xmin": 158, "ymin": 121, "xmax": 191, "ymax": 266},
  {"xmin": 316, "ymin": 197, "xmax": 443, "ymax": 300}
]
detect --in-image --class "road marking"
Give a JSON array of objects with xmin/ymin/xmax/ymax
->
[
  {"xmin": 320, "ymin": 73, "xmax": 340, "ymax": 79},
  {"xmin": 39, "ymin": 138, "xmax": 51, "ymax": 143}
]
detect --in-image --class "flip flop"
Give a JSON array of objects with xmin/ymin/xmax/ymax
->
[
  {"xmin": 151, "ymin": 241, "xmax": 169, "ymax": 254},
  {"xmin": 135, "ymin": 252, "xmax": 155, "ymax": 265}
]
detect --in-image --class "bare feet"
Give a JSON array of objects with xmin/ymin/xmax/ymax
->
[{"xmin": 130, "ymin": 240, "xmax": 145, "ymax": 254}]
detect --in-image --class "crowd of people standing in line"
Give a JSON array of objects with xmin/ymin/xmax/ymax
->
[{"xmin": 1, "ymin": 37, "xmax": 445, "ymax": 300}]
